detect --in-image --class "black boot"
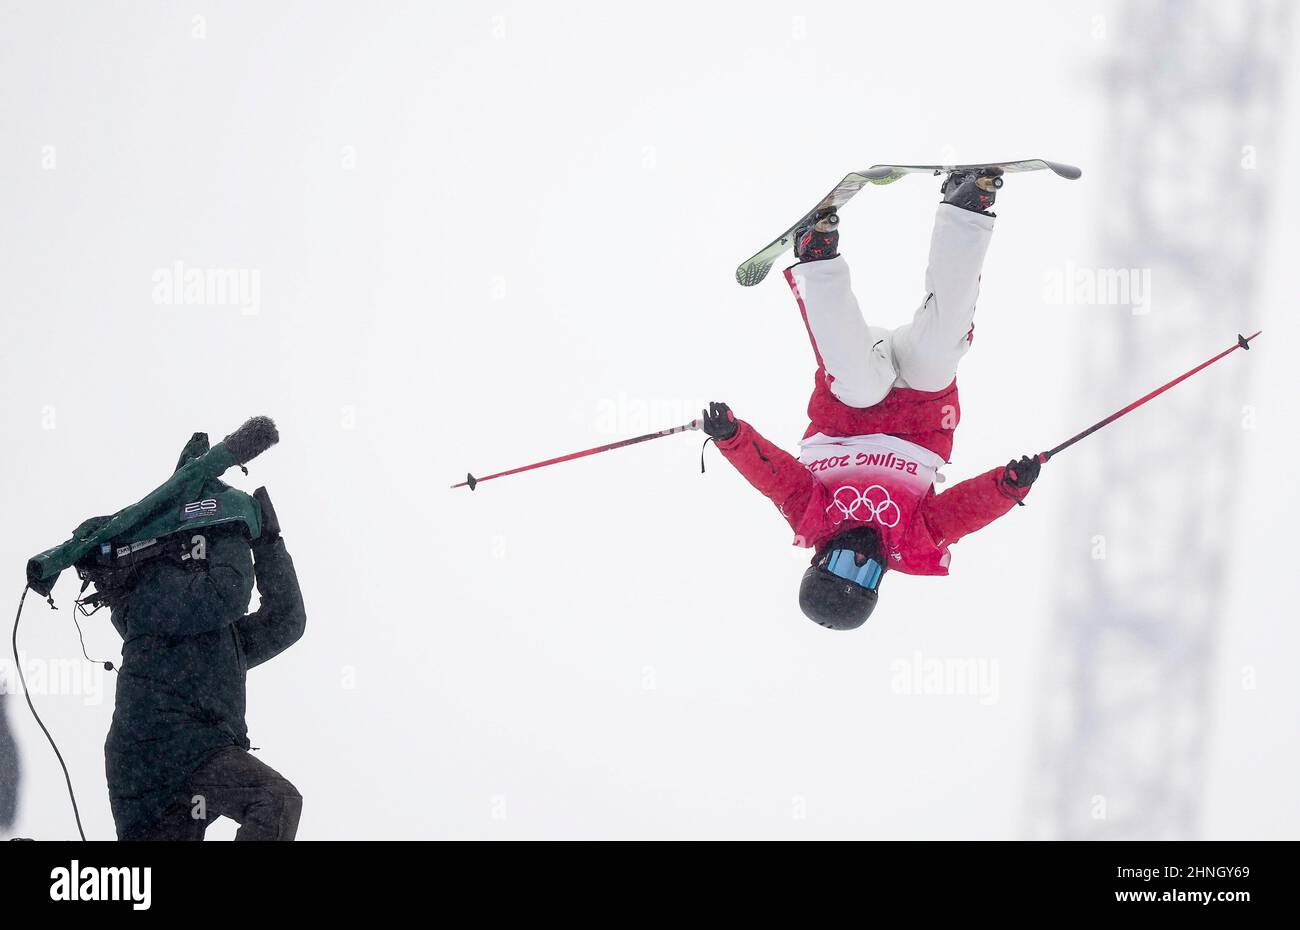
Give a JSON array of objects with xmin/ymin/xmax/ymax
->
[
  {"xmin": 941, "ymin": 167, "xmax": 1003, "ymax": 216},
  {"xmin": 793, "ymin": 209, "xmax": 839, "ymax": 262}
]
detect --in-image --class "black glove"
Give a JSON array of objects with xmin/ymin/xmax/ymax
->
[
  {"xmin": 1003, "ymin": 455, "xmax": 1041, "ymax": 489},
  {"xmin": 700, "ymin": 402, "xmax": 738, "ymax": 441},
  {"xmin": 252, "ymin": 486, "xmax": 282, "ymax": 547}
]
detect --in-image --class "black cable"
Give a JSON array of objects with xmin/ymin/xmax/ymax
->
[
  {"xmin": 70, "ymin": 605, "xmax": 116, "ymax": 672},
  {"xmin": 11, "ymin": 586, "xmax": 87, "ymax": 840}
]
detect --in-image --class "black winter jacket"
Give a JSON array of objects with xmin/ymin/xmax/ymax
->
[{"xmin": 104, "ymin": 527, "xmax": 305, "ymax": 839}]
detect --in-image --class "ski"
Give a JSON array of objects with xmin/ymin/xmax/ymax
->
[{"xmin": 735, "ymin": 158, "xmax": 1082, "ymax": 286}]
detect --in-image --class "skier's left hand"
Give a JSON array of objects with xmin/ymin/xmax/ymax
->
[{"xmin": 1003, "ymin": 455, "xmax": 1041, "ymax": 489}]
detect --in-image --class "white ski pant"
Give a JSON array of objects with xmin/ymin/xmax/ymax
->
[{"xmin": 787, "ymin": 203, "xmax": 995, "ymax": 405}]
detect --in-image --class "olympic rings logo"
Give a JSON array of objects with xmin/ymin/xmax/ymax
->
[{"xmin": 826, "ymin": 485, "xmax": 901, "ymax": 528}]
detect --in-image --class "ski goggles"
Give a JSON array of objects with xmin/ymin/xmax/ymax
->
[{"xmin": 824, "ymin": 548, "xmax": 884, "ymax": 590}]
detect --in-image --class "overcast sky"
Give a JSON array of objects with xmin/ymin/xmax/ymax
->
[{"xmin": 1, "ymin": 1, "xmax": 1295, "ymax": 839}]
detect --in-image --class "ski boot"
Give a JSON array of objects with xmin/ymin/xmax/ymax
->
[
  {"xmin": 941, "ymin": 167, "xmax": 1003, "ymax": 216},
  {"xmin": 793, "ymin": 209, "xmax": 839, "ymax": 262}
]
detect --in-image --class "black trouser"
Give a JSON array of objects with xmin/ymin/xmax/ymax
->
[{"xmin": 141, "ymin": 747, "xmax": 302, "ymax": 841}]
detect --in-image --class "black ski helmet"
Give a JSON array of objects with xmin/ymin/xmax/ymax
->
[{"xmin": 799, "ymin": 526, "xmax": 886, "ymax": 630}]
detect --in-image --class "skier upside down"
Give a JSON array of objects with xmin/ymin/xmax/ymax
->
[{"xmin": 701, "ymin": 169, "xmax": 1041, "ymax": 630}]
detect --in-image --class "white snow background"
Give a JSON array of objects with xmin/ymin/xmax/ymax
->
[{"xmin": 1, "ymin": 1, "xmax": 1296, "ymax": 839}]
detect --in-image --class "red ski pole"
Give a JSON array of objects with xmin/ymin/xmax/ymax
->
[
  {"xmin": 1038, "ymin": 331, "xmax": 1261, "ymax": 463},
  {"xmin": 452, "ymin": 420, "xmax": 702, "ymax": 490}
]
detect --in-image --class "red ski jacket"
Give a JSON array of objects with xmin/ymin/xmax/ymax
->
[{"xmin": 715, "ymin": 390, "xmax": 1029, "ymax": 575}]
